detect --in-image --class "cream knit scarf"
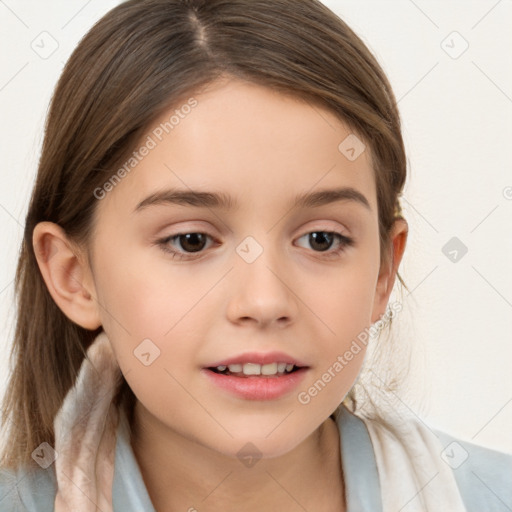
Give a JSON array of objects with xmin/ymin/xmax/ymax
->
[
  {"xmin": 53, "ymin": 331, "xmax": 467, "ymax": 511},
  {"xmin": 53, "ymin": 331, "xmax": 122, "ymax": 512}
]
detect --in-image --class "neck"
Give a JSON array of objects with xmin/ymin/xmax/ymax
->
[{"xmin": 130, "ymin": 402, "xmax": 345, "ymax": 512}]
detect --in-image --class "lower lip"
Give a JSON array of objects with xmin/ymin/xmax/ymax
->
[{"xmin": 202, "ymin": 368, "xmax": 309, "ymax": 400}]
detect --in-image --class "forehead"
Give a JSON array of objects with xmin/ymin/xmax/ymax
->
[{"xmin": 97, "ymin": 78, "xmax": 377, "ymax": 218}]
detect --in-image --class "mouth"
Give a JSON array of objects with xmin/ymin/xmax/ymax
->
[
  {"xmin": 202, "ymin": 351, "xmax": 310, "ymax": 399},
  {"xmin": 203, "ymin": 363, "xmax": 309, "ymax": 400}
]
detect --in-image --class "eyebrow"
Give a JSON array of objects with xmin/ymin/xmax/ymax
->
[{"xmin": 133, "ymin": 186, "xmax": 371, "ymax": 213}]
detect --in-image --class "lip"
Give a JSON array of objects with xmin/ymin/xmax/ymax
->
[
  {"xmin": 205, "ymin": 351, "xmax": 308, "ymax": 368},
  {"xmin": 202, "ymin": 367, "xmax": 309, "ymax": 401}
]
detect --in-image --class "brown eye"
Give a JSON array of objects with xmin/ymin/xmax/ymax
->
[
  {"xmin": 308, "ymin": 232, "xmax": 334, "ymax": 252},
  {"xmin": 157, "ymin": 232, "xmax": 214, "ymax": 259},
  {"xmin": 176, "ymin": 233, "xmax": 208, "ymax": 252},
  {"xmin": 295, "ymin": 230, "xmax": 354, "ymax": 256}
]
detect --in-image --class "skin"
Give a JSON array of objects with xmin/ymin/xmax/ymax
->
[{"xmin": 34, "ymin": 77, "xmax": 407, "ymax": 511}]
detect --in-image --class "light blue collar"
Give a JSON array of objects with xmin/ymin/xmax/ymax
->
[
  {"xmin": 335, "ymin": 406, "xmax": 383, "ymax": 511},
  {"xmin": 113, "ymin": 405, "xmax": 382, "ymax": 511},
  {"xmin": 112, "ymin": 411, "xmax": 156, "ymax": 510}
]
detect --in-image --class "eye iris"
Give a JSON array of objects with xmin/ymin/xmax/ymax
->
[
  {"xmin": 179, "ymin": 233, "xmax": 207, "ymax": 252},
  {"xmin": 310, "ymin": 232, "xmax": 333, "ymax": 251}
]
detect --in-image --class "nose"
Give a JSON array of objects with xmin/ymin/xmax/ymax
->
[{"xmin": 225, "ymin": 246, "xmax": 299, "ymax": 328}]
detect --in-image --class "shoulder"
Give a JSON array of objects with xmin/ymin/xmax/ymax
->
[
  {"xmin": 338, "ymin": 405, "xmax": 512, "ymax": 511},
  {"xmin": 0, "ymin": 467, "xmax": 21, "ymax": 511},
  {"xmin": 433, "ymin": 428, "xmax": 512, "ymax": 512},
  {"xmin": 0, "ymin": 464, "xmax": 56, "ymax": 512}
]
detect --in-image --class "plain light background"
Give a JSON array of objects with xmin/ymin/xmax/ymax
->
[{"xmin": 0, "ymin": 0, "xmax": 511, "ymax": 452}]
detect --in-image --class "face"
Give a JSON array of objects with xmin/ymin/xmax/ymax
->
[{"xmin": 87, "ymin": 78, "xmax": 388, "ymax": 458}]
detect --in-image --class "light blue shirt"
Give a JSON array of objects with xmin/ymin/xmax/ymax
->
[{"xmin": 1, "ymin": 406, "xmax": 511, "ymax": 511}]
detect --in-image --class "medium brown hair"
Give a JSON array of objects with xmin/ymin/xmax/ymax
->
[{"xmin": 0, "ymin": 0, "xmax": 408, "ymax": 469}]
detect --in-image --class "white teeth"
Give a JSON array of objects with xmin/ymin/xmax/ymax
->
[
  {"xmin": 261, "ymin": 362, "xmax": 278, "ymax": 375},
  {"xmin": 243, "ymin": 363, "xmax": 261, "ymax": 375},
  {"xmin": 217, "ymin": 362, "xmax": 296, "ymax": 376}
]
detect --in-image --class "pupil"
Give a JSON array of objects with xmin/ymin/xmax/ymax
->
[
  {"xmin": 180, "ymin": 233, "xmax": 207, "ymax": 252},
  {"xmin": 310, "ymin": 232, "xmax": 333, "ymax": 251}
]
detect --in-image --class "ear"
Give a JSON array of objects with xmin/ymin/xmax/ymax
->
[
  {"xmin": 32, "ymin": 221, "xmax": 101, "ymax": 330},
  {"xmin": 371, "ymin": 218, "xmax": 408, "ymax": 323}
]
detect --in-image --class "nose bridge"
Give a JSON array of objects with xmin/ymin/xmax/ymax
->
[{"xmin": 227, "ymin": 234, "xmax": 298, "ymax": 325}]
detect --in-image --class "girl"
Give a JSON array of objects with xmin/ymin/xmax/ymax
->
[{"xmin": 0, "ymin": 0, "xmax": 510, "ymax": 511}]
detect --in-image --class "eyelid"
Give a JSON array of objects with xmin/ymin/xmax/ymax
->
[{"xmin": 295, "ymin": 219, "xmax": 351, "ymax": 237}]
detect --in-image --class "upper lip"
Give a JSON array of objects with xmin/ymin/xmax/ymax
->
[{"xmin": 205, "ymin": 351, "xmax": 308, "ymax": 368}]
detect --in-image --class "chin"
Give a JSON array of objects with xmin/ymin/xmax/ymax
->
[
  {"xmin": 209, "ymin": 423, "xmax": 314, "ymax": 461},
  {"xmin": 213, "ymin": 437, "xmax": 301, "ymax": 462}
]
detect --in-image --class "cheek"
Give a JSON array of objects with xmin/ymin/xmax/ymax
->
[
  {"xmin": 305, "ymin": 258, "xmax": 378, "ymax": 392},
  {"xmin": 94, "ymin": 242, "xmax": 207, "ymax": 335},
  {"xmin": 92, "ymin": 247, "xmax": 213, "ymax": 387},
  {"xmin": 312, "ymin": 263, "xmax": 378, "ymax": 337}
]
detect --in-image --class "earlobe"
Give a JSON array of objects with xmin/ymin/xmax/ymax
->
[
  {"xmin": 32, "ymin": 221, "xmax": 101, "ymax": 330},
  {"xmin": 371, "ymin": 218, "xmax": 408, "ymax": 324}
]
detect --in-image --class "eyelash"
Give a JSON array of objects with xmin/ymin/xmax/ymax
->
[{"xmin": 156, "ymin": 230, "xmax": 354, "ymax": 260}]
